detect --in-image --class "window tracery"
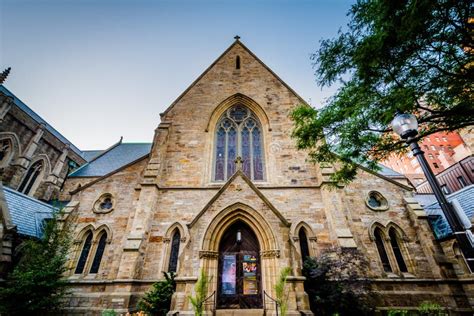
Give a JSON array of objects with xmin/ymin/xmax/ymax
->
[
  {"xmin": 214, "ymin": 105, "xmax": 264, "ymax": 181},
  {"xmin": 18, "ymin": 160, "xmax": 43, "ymax": 195}
]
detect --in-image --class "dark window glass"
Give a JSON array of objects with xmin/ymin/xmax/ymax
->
[
  {"xmin": 90, "ymin": 232, "xmax": 107, "ymax": 274},
  {"xmin": 227, "ymin": 127, "xmax": 237, "ymax": 177},
  {"xmin": 252, "ymin": 127, "xmax": 263, "ymax": 180},
  {"xmin": 441, "ymin": 185, "xmax": 450, "ymax": 195},
  {"xmin": 298, "ymin": 228, "xmax": 310, "ymax": 263},
  {"xmin": 100, "ymin": 198, "xmax": 113, "ymax": 210},
  {"xmin": 18, "ymin": 160, "xmax": 43, "ymax": 194},
  {"xmin": 368, "ymin": 194, "xmax": 381, "ymax": 208},
  {"xmin": 374, "ymin": 228, "xmax": 392, "ymax": 272},
  {"xmin": 215, "ymin": 127, "xmax": 226, "ymax": 181},
  {"xmin": 433, "ymin": 163, "xmax": 439, "ymax": 169},
  {"xmin": 457, "ymin": 176, "xmax": 467, "ymax": 187},
  {"xmin": 168, "ymin": 230, "xmax": 181, "ymax": 273},
  {"xmin": 236, "ymin": 56, "xmax": 241, "ymax": 70},
  {"xmin": 75, "ymin": 232, "xmax": 93, "ymax": 274},
  {"xmin": 242, "ymin": 127, "xmax": 251, "ymax": 177},
  {"xmin": 389, "ymin": 229, "xmax": 408, "ymax": 273}
]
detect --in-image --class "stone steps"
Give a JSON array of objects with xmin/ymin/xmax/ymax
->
[{"xmin": 215, "ymin": 309, "xmax": 264, "ymax": 316}]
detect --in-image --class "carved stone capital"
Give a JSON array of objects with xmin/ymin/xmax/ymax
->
[
  {"xmin": 199, "ymin": 250, "xmax": 219, "ymax": 259},
  {"xmin": 163, "ymin": 237, "xmax": 171, "ymax": 243},
  {"xmin": 260, "ymin": 249, "xmax": 280, "ymax": 258}
]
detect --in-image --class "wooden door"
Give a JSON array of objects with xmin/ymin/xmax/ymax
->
[{"xmin": 217, "ymin": 220, "xmax": 262, "ymax": 309}]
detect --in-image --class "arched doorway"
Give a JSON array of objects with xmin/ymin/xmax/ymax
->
[{"xmin": 217, "ymin": 220, "xmax": 262, "ymax": 309}]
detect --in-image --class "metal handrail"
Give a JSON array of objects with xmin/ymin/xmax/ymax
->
[
  {"xmin": 202, "ymin": 290, "xmax": 216, "ymax": 316},
  {"xmin": 263, "ymin": 290, "xmax": 279, "ymax": 316}
]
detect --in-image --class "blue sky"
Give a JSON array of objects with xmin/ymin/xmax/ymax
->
[{"xmin": 1, "ymin": 0, "xmax": 353, "ymax": 149}]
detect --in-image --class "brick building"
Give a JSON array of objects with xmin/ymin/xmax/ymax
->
[{"xmin": 59, "ymin": 39, "xmax": 474, "ymax": 314}]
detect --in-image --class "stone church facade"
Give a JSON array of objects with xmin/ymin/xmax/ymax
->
[{"xmin": 60, "ymin": 39, "xmax": 474, "ymax": 314}]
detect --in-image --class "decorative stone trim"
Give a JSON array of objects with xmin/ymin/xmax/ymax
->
[
  {"xmin": 199, "ymin": 250, "xmax": 219, "ymax": 259},
  {"xmin": 93, "ymin": 193, "xmax": 114, "ymax": 214},
  {"xmin": 365, "ymin": 191, "xmax": 389, "ymax": 211},
  {"xmin": 260, "ymin": 249, "xmax": 280, "ymax": 258}
]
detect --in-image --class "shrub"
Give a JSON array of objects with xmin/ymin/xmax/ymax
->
[
  {"xmin": 138, "ymin": 272, "xmax": 176, "ymax": 316},
  {"xmin": 188, "ymin": 270, "xmax": 210, "ymax": 316},
  {"xmin": 302, "ymin": 248, "xmax": 376, "ymax": 316},
  {"xmin": 275, "ymin": 267, "xmax": 291, "ymax": 316}
]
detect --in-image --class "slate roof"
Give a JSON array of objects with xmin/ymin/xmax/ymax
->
[
  {"xmin": 0, "ymin": 85, "xmax": 84, "ymax": 159},
  {"xmin": 82, "ymin": 150, "xmax": 104, "ymax": 161},
  {"xmin": 377, "ymin": 164, "xmax": 404, "ymax": 178},
  {"xmin": 69, "ymin": 143, "xmax": 152, "ymax": 177},
  {"xmin": 420, "ymin": 185, "xmax": 474, "ymax": 239},
  {"xmin": 2, "ymin": 186, "xmax": 56, "ymax": 238}
]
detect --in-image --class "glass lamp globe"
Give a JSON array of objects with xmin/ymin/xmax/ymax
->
[{"xmin": 391, "ymin": 112, "xmax": 418, "ymax": 139}]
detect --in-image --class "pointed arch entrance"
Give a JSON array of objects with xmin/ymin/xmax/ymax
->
[{"xmin": 218, "ymin": 220, "xmax": 262, "ymax": 308}]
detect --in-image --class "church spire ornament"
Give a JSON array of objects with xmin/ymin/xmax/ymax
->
[{"xmin": 0, "ymin": 67, "xmax": 11, "ymax": 85}]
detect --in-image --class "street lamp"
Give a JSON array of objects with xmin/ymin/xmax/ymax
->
[{"xmin": 391, "ymin": 111, "xmax": 474, "ymax": 272}]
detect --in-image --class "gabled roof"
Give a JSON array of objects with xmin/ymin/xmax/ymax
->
[
  {"xmin": 82, "ymin": 150, "xmax": 104, "ymax": 161},
  {"xmin": 160, "ymin": 38, "xmax": 309, "ymax": 118},
  {"xmin": 69, "ymin": 142, "xmax": 152, "ymax": 177},
  {"xmin": 2, "ymin": 186, "xmax": 56, "ymax": 238},
  {"xmin": 0, "ymin": 85, "xmax": 84, "ymax": 160},
  {"xmin": 377, "ymin": 164, "xmax": 404, "ymax": 178},
  {"xmin": 189, "ymin": 169, "xmax": 290, "ymax": 228}
]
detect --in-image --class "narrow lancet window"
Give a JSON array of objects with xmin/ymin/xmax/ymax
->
[
  {"xmin": 168, "ymin": 230, "xmax": 181, "ymax": 273},
  {"xmin": 90, "ymin": 232, "xmax": 107, "ymax": 274},
  {"xmin": 299, "ymin": 228, "xmax": 310, "ymax": 263},
  {"xmin": 374, "ymin": 228, "xmax": 392, "ymax": 272},
  {"xmin": 213, "ymin": 105, "xmax": 264, "ymax": 181},
  {"xmin": 236, "ymin": 56, "xmax": 241, "ymax": 69},
  {"xmin": 389, "ymin": 228, "xmax": 408, "ymax": 272},
  {"xmin": 18, "ymin": 160, "xmax": 43, "ymax": 195},
  {"xmin": 75, "ymin": 231, "xmax": 93, "ymax": 274}
]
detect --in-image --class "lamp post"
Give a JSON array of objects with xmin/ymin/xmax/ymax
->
[{"xmin": 391, "ymin": 111, "xmax": 474, "ymax": 272}]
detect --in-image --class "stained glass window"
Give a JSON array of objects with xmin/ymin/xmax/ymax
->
[
  {"xmin": 389, "ymin": 229, "xmax": 408, "ymax": 272},
  {"xmin": 168, "ymin": 230, "xmax": 181, "ymax": 273},
  {"xmin": 75, "ymin": 231, "xmax": 93, "ymax": 274},
  {"xmin": 213, "ymin": 105, "xmax": 265, "ymax": 181},
  {"xmin": 374, "ymin": 228, "xmax": 392, "ymax": 272},
  {"xmin": 90, "ymin": 232, "xmax": 107, "ymax": 274}
]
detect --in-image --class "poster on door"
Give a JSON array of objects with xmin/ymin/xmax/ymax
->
[
  {"xmin": 222, "ymin": 255, "xmax": 236, "ymax": 295},
  {"xmin": 243, "ymin": 255, "xmax": 258, "ymax": 295}
]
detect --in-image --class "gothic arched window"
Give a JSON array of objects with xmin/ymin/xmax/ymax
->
[
  {"xmin": 299, "ymin": 228, "xmax": 310, "ymax": 263},
  {"xmin": 214, "ymin": 105, "xmax": 264, "ymax": 181},
  {"xmin": 168, "ymin": 229, "xmax": 181, "ymax": 273},
  {"xmin": 89, "ymin": 232, "xmax": 107, "ymax": 274},
  {"xmin": 374, "ymin": 228, "xmax": 392, "ymax": 272},
  {"xmin": 75, "ymin": 231, "xmax": 93, "ymax": 274},
  {"xmin": 0, "ymin": 138, "xmax": 12, "ymax": 167},
  {"xmin": 389, "ymin": 228, "xmax": 408, "ymax": 273},
  {"xmin": 18, "ymin": 160, "xmax": 43, "ymax": 195}
]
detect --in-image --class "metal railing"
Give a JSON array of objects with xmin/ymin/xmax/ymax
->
[
  {"xmin": 202, "ymin": 290, "xmax": 216, "ymax": 316},
  {"xmin": 263, "ymin": 290, "xmax": 279, "ymax": 316}
]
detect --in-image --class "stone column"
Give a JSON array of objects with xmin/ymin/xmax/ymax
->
[
  {"xmin": 14, "ymin": 123, "xmax": 45, "ymax": 169},
  {"xmin": 0, "ymin": 95, "xmax": 13, "ymax": 123},
  {"xmin": 46, "ymin": 145, "xmax": 69, "ymax": 186}
]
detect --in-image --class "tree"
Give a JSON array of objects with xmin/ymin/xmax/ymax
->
[
  {"xmin": 292, "ymin": 0, "xmax": 473, "ymax": 183},
  {"xmin": 137, "ymin": 272, "xmax": 176, "ymax": 316},
  {"xmin": 0, "ymin": 211, "xmax": 71, "ymax": 315},
  {"xmin": 302, "ymin": 248, "xmax": 376, "ymax": 316}
]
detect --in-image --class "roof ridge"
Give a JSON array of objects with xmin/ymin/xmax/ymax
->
[{"xmin": 159, "ymin": 38, "xmax": 309, "ymax": 119}]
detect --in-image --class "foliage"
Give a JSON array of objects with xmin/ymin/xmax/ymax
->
[
  {"xmin": 274, "ymin": 267, "xmax": 291, "ymax": 316},
  {"xmin": 0, "ymin": 210, "xmax": 72, "ymax": 315},
  {"xmin": 291, "ymin": 0, "xmax": 473, "ymax": 183},
  {"xmin": 138, "ymin": 272, "xmax": 176, "ymax": 316},
  {"xmin": 188, "ymin": 270, "xmax": 210, "ymax": 316},
  {"xmin": 302, "ymin": 248, "xmax": 376, "ymax": 316},
  {"xmin": 418, "ymin": 301, "xmax": 445, "ymax": 316},
  {"xmin": 101, "ymin": 310, "xmax": 117, "ymax": 316},
  {"xmin": 387, "ymin": 310, "xmax": 409, "ymax": 316}
]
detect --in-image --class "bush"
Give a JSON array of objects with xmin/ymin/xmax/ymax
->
[
  {"xmin": 0, "ymin": 210, "xmax": 71, "ymax": 315},
  {"xmin": 188, "ymin": 270, "xmax": 210, "ymax": 316},
  {"xmin": 302, "ymin": 248, "xmax": 376, "ymax": 316},
  {"xmin": 138, "ymin": 272, "xmax": 176, "ymax": 316}
]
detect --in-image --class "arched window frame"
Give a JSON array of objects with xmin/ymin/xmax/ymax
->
[
  {"xmin": 74, "ymin": 230, "xmax": 93, "ymax": 275},
  {"xmin": 0, "ymin": 138, "xmax": 13, "ymax": 167},
  {"xmin": 162, "ymin": 222, "xmax": 189, "ymax": 274},
  {"xmin": 212, "ymin": 104, "xmax": 265, "ymax": 182},
  {"xmin": 388, "ymin": 228, "xmax": 408, "ymax": 273},
  {"xmin": 0, "ymin": 133, "xmax": 21, "ymax": 168},
  {"xmin": 298, "ymin": 227, "xmax": 310, "ymax": 264},
  {"xmin": 18, "ymin": 157, "xmax": 48, "ymax": 196},
  {"xmin": 374, "ymin": 227, "xmax": 392, "ymax": 273},
  {"xmin": 72, "ymin": 225, "xmax": 111, "ymax": 277},
  {"xmin": 370, "ymin": 222, "xmax": 413, "ymax": 276}
]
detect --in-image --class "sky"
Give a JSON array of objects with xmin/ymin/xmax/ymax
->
[{"xmin": 0, "ymin": 0, "xmax": 353, "ymax": 150}]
